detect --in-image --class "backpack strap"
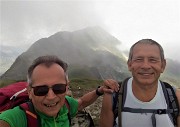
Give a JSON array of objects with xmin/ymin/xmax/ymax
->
[
  {"xmin": 122, "ymin": 107, "xmax": 174, "ymax": 127},
  {"xmin": 112, "ymin": 91, "xmax": 119, "ymax": 125},
  {"xmin": 161, "ymin": 81, "xmax": 179, "ymax": 126},
  {"xmin": 113, "ymin": 79, "xmax": 179, "ymax": 127},
  {"xmin": 123, "ymin": 107, "xmax": 173, "ymax": 114},
  {"xmin": 112, "ymin": 77, "xmax": 130, "ymax": 127},
  {"xmin": 20, "ymin": 99, "xmax": 71, "ymax": 127},
  {"xmin": 20, "ymin": 102, "xmax": 41, "ymax": 127},
  {"xmin": 118, "ymin": 78, "xmax": 129, "ymax": 127},
  {"xmin": 120, "ymin": 81, "xmax": 179, "ymax": 127}
]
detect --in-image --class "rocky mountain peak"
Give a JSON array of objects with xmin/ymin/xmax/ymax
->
[{"xmin": 0, "ymin": 27, "xmax": 129, "ymax": 81}]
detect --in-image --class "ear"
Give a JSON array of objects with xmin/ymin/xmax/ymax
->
[
  {"xmin": 27, "ymin": 85, "xmax": 32, "ymax": 99},
  {"xmin": 127, "ymin": 60, "xmax": 132, "ymax": 71},
  {"xmin": 66, "ymin": 80, "xmax": 70, "ymax": 90},
  {"xmin": 161, "ymin": 59, "xmax": 166, "ymax": 73},
  {"xmin": 67, "ymin": 80, "xmax": 70, "ymax": 85}
]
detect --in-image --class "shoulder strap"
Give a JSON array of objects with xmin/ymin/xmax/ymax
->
[
  {"xmin": 118, "ymin": 77, "xmax": 129, "ymax": 127},
  {"xmin": 64, "ymin": 98, "xmax": 71, "ymax": 125},
  {"xmin": 20, "ymin": 102, "xmax": 41, "ymax": 127},
  {"xmin": 161, "ymin": 81, "xmax": 179, "ymax": 126},
  {"xmin": 117, "ymin": 81, "xmax": 179, "ymax": 127},
  {"xmin": 20, "ymin": 99, "xmax": 71, "ymax": 127},
  {"xmin": 112, "ymin": 77, "xmax": 130, "ymax": 127},
  {"xmin": 112, "ymin": 84, "xmax": 120, "ymax": 126}
]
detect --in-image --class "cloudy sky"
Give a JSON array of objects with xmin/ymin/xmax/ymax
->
[{"xmin": 0, "ymin": 0, "xmax": 180, "ymax": 73}]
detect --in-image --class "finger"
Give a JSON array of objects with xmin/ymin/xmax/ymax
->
[
  {"xmin": 103, "ymin": 88, "xmax": 114, "ymax": 94},
  {"xmin": 103, "ymin": 79, "xmax": 115, "ymax": 90},
  {"xmin": 104, "ymin": 79, "xmax": 119, "ymax": 92}
]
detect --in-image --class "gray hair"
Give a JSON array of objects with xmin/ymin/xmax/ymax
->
[
  {"xmin": 27, "ymin": 55, "xmax": 68, "ymax": 85},
  {"xmin": 128, "ymin": 39, "xmax": 165, "ymax": 62}
]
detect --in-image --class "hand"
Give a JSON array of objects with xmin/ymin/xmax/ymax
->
[{"xmin": 99, "ymin": 79, "xmax": 119, "ymax": 94}]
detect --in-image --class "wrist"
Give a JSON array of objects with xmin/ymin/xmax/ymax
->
[{"xmin": 96, "ymin": 86, "xmax": 104, "ymax": 96}]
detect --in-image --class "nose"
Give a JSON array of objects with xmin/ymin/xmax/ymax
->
[
  {"xmin": 46, "ymin": 88, "xmax": 56, "ymax": 99},
  {"xmin": 141, "ymin": 59, "xmax": 151, "ymax": 69}
]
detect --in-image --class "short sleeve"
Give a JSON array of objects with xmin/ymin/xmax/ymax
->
[{"xmin": 0, "ymin": 106, "xmax": 27, "ymax": 127}]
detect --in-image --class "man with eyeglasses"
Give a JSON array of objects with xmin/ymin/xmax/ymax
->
[{"xmin": 0, "ymin": 55, "xmax": 119, "ymax": 127}]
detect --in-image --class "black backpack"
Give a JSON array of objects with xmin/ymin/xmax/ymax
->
[{"xmin": 113, "ymin": 78, "xmax": 179, "ymax": 127}]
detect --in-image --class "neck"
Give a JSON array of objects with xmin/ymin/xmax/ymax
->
[{"xmin": 132, "ymin": 81, "xmax": 158, "ymax": 102}]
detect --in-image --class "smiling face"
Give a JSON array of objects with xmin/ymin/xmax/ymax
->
[
  {"xmin": 127, "ymin": 43, "xmax": 166, "ymax": 86},
  {"xmin": 28, "ymin": 63, "xmax": 68, "ymax": 117}
]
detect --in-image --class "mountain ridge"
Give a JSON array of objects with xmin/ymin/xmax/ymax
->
[
  {"xmin": 0, "ymin": 27, "xmax": 129, "ymax": 82},
  {"xmin": 0, "ymin": 26, "xmax": 179, "ymax": 87}
]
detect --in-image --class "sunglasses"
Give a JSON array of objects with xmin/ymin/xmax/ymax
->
[{"xmin": 31, "ymin": 84, "xmax": 67, "ymax": 96}]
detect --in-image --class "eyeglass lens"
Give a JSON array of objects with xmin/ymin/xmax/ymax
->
[{"xmin": 32, "ymin": 84, "xmax": 66, "ymax": 96}]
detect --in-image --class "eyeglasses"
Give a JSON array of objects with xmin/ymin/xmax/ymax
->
[{"xmin": 31, "ymin": 84, "xmax": 67, "ymax": 96}]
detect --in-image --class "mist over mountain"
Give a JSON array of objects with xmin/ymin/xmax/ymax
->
[
  {"xmin": 0, "ymin": 27, "xmax": 129, "ymax": 81},
  {"xmin": 161, "ymin": 59, "xmax": 180, "ymax": 86},
  {"xmin": 0, "ymin": 45, "xmax": 25, "ymax": 76},
  {"xmin": 0, "ymin": 27, "xmax": 179, "ymax": 87}
]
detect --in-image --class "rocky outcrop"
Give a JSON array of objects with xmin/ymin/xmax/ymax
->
[{"xmin": 71, "ymin": 89, "xmax": 103, "ymax": 127}]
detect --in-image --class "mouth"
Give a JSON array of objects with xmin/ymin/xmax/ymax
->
[
  {"xmin": 138, "ymin": 72, "xmax": 153, "ymax": 76},
  {"xmin": 44, "ymin": 102, "xmax": 58, "ymax": 107}
]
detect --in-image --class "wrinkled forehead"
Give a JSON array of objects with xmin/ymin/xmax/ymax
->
[
  {"xmin": 133, "ymin": 43, "xmax": 160, "ymax": 51},
  {"xmin": 31, "ymin": 63, "xmax": 67, "ymax": 84},
  {"xmin": 132, "ymin": 43, "xmax": 161, "ymax": 57},
  {"xmin": 33, "ymin": 63, "xmax": 65, "ymax": 73}
]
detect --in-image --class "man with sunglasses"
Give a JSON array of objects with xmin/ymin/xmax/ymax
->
[{"xmin": 0, "ymin": 55, "xmax": 119, "ymax": 127}]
